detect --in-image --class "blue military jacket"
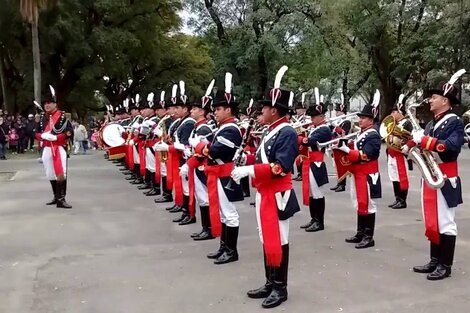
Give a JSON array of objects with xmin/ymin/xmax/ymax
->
[
  {"xmin": 191, "ymin": 120, "xmax": 214, "ymax": 186},
  {"xmin": 255, "ymin": 117, "xmax": 300, "ymax": 220},
  {"xmin": 306, "ymin": 123, "xmax": 332, "ymax": 187},
  {"xmin": 353, "ymin": 128, "xmax": 382, "ymax": 198},
  {"xmin": 208, "ymin": 118, "xmax": 244, "ymax": 201},
  {"xmin": 423, "ymin": 111, "xmax": 464, "ymax": 207}
]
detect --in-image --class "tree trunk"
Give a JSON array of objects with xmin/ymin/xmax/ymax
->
[
  {"xmin": 0, "ymin": 57, "xmax": 7, "ymax": 111},
  {"xmin": 32, "ymin": 16, "xmax": 41, "ymax": 102}
]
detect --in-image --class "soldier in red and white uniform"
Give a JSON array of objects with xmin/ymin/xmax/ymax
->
[
  {"xmin": 386, "ymin": 95, "xmax": 413, "ymax": 209},
  {"xmin": 407, "ymin": 71, "xmax": 465, "ymax": 281},
  {"xmin": 231, "ymin": 66, "xmax": 300, "ymax": 309},
  {"xmin": 186, "ymin": 80, "xmax": 216, "ymax": 240},
  {"xmin": 298, "ymin": 89, "xmax": 332, "ymax": 233},
  {"xmin": 194, "ymin": 73, "xmax": 244, "ymax": 265},
  {"xmin": 329, "ymin": 100, "xmax": 351, "ymax": 192},
  {"xmin": 333, "ymin": 90, "xmax": 382, "ymax": 249},
  {"xmin": 36, "ymin": 86, "xmax": 74, "ymax": 209}
]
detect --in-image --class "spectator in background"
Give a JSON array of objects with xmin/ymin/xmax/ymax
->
[
  {"xmin": 13, "ymin": 116, "xmax": 26, "ymax": 153},
  {"xmin": 73, "ymin": 121, "xmax": 88, "ymax": 154},
  {"xmin": 0, "ymin": 116, "xmax": 9, "ymax": 159},
  {"xmin": 90, "ymin": 128, "xmax": 99, "ymax": 150},
  {"xmin": 25, "ymin": 114, "xmax": 37, "ymax": 151},
  {"xmin": 8, "ymin": 128, "xmax": 18, "ymax": 154}
]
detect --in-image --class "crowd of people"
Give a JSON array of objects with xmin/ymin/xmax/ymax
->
[
  {"xmin": 0, "ymin": 108, "xmax": 103, "ymax": 160},
  {"xmin": 0, "ymin": 109, "xmax": 38, "ymax": 160}
]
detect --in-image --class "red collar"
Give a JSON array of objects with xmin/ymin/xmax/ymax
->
[
  {"xmin": 314, "ymin": 119, "xmax": 326, "ymax": 127},
  {"xmin": 195, "ymin": 118, "xmax": 207, "ymax": 127},
  {"xmin": 434, "ymin": 110, "xmax": 451, "ymax": 122},
  {"xmin": 269, "ymin": 116, "xmax": 288, "ymax": 131},
  {"xmin": 360, "ymin": 124, "xmax": 374, "ymax": 133},
  {"xmin": 47, "ymin": 109, "xmax": 59, "ymax": 117},
  {"xmin": 220, "ymin": 117, "xmax": 236, "ymax": 125}
]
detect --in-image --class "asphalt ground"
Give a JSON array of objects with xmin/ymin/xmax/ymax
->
[{"xmin": 1, "ymin": 146, "xmax": 470, "ymax": 313}]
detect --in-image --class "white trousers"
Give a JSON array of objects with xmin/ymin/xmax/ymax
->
[
  {"xmin": 133, "ymin": 145, "xmax": 140, "ymax": 164},
  {"xmin": 145, "ymin": 148, "xmax": 155, "ymax": 172},
  {"xmin": 309, "ymin": 168, "xmax": 325, "ymax": 199},
  {"xmin": 350, "ymin": 175, "xmax": 377, "ymax": 214},
  {"xmin": 217, "ymin": 179, "xmax": 239, "ymax": 227},
  {"xmin": 194, "ymin": 171, "xmax": 209, "ymax": 206},
  {"xmin": 160, "ymin": 162, "xmax": 167, "ymax": 177},
  {"xmin": 387, "ymin": 155, "xmax": 408, "ymax": 182},
  {"xmin": 182, "ymin": 172, "xmax": 189, "ymax": 196},
  {"xmin": 421, "ymin": 181, "xmax": 457, "ymax": 236},
  {"xmin": 255, "ymin": 192, "xmax": 289, "ymax": 245},
  {"xmin": 42, "ymin": 146, "xmax": 67, "ymax": 180}
]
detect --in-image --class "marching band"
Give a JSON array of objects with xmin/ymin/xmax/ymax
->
[{"xmin": 77, "ymin": 67, "xmax": 468, "ymax": 309}]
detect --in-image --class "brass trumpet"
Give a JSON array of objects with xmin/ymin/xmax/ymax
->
[{"xmin": 316, "ymin": 132, "xmax": 360, "ymax": 150}]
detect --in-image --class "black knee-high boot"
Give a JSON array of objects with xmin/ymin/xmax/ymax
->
[
  {"xmin": 427, "ymin": 234, "xmax": 455, "ymax": 280},
  {"xmin": 214, "ymin": 225, "xmax": 239, "ymax": 264},
  {"xmin": 247, "ymin": 250, "xmax": 273, "ymax": 299},
  {"xmin": 388, "ymin": 181, "xmax": 400, "ymax": 207},
  {"xmin": 306, "ymin": 197, "xmax": 325, "ymax": 232},
  {"xmin": 46, "ymin": 180, "xmax": 58, "ymax": 205},
  {"xmin": 300, "ymin": 197, "xmax": 315, "ymax": 229},
  {"xmin": 413, "ymin": 241, "xmax": 439, "ymax": 273},
  {"xmin": 355, "ymin": 213, "xmax": 375, "ymax": 249},
  {"xmin": 56, "ymin": 180, "xmax": 72, "ymax": 209},
  {"xmin": 345, "ymin": 214, "xmax": 365, "ymax": 243},
  {"xmin": 155, "ymin": 176, "xmax": 173, "ymax": 203},
  {"xmin": 193, "ymin": 206, "xmax": 214, "ymax": 240},
  {"xmin": 207, "ymin": 223, "xmax": 227, "ymax": 259},
  {"xmin": 179, "ymin": 195, "xmax": 197, "ymax": 225},
  {"xmin": 262, "ymin": 244, "xmax": 289, "ymax": 308}
]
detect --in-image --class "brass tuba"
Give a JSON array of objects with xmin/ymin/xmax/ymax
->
[
  {"xmin": 406, "ymin": 100, "xmax": 446, "ymax": 189},
  {"xmin": 379, "ymin": 115, "xmax": 412, "ymax": 152}
]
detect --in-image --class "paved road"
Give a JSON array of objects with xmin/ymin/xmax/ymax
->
[{"xmin": 1, "ymin": 148, "xmax": 470, "ymax": 313}]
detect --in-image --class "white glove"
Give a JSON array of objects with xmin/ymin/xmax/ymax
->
[
  {"xmin": 41, "ymin": 132, "xmax": 57, "ymax": 141},
  {"xmin": 332, "ymin": 141, "xmax": 350, "ymax": 153},
  {"xmin": 180, "ymin": 163, "xmax": 189, "ymax": 177},
  {"xmin": 129, "ymin": 139, "xmax": 134, "ymax": 145},
  {"xmin": 189, "ymin": 136, "xmax": 201, "ymax": 148},
  {"xmin": 173, "ymin": 142, "xmax": 186, "ymax": 151},
  {"xmin": 154, "ymin": 142, "xmax": 169, "ymax": 152},
  {"xmin": 140, "ymin": 125, "xmax": 150, "ymax": 135},
  {"xmin": 40, "ymin": 132, "xmax": 50, "ymax": 140},
  {"xmin": 401, "ymin": 145, "xmax": 409, "ymax": 155},
  {"xmin": 154, "ymin": 127, "xmax": 163, "ymax": 138},
  {"xmin": 412, "ymin": 129, "xmax": 425, "ymax": 144},
  {"xmin": 183, "ymin": 148, "xmax": 192, "ymax": 159},
  {"xmin": 231, "ymin": 166, "xmax": 255, "ymax": 184}
]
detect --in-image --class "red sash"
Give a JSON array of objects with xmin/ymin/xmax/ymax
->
[
  {"xmin": 204, "ymin": 162, "xmax": 234, "ymax": 237},
  {"xmin": 138, "ymin": 141, "xmax": 146, "ymax": 176},
  {"xmin": 154, "ymin": 150, "xmax": 161, "ymax": 185},
  {"xmin": 186, "ymin": 156, "xmax": 203, "ymax": 218},
  {"xmin": 168, "ymin": 146, "xmax": 183, "ymax": 206},
  {"xmin": 422, "ymin": 161, "xmax": 458, "ymax": 244},
  {"xmin": 44, "ymin": 111, "xmax": 65, "ymax": 178},
  {"xmin": 302, "ymin": 151, "xmax": 324, "ymax": 205},
  {"xmin": 253, "ymin": 163, "xmax": 292, "ymax": 267},
  {"xmin": 350, "ymin": 160, "xmax": 379, "ymax": 215},
  {"xmin": 388, "ymin": 149, "xmax": 409, "ymax": 190}
]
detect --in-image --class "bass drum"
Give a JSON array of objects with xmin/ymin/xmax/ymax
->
[{"xmin": 102, "ymin": 123, "xmax": 126, "ymax": 147}]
